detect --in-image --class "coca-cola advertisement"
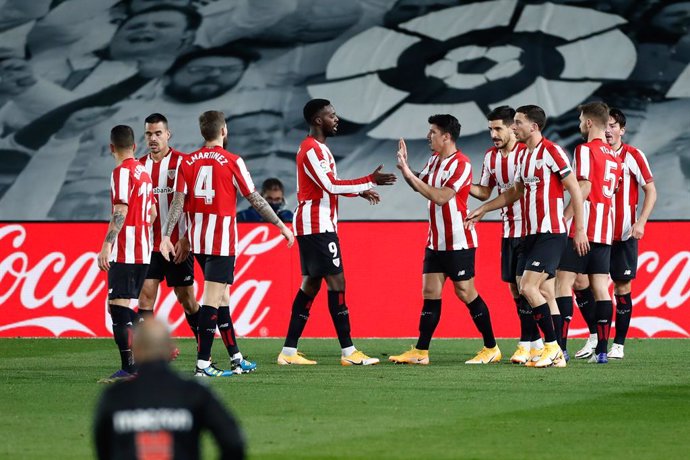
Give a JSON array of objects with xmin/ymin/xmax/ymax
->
[{"xmin": 0, "ymin": 222, "xmax": 687, "ymax": 338}]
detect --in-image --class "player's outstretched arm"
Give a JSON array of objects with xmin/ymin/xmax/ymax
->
[
  {"xmin": 160, "ymin": 191, "xmax": 185, "ymax": 261},
  {"xmin": 98, "ymin": 204, "xmax": 128, "ymax": 271},
  {"xmin": 470, "ymin": 184, "xmax": 493, "ymax": 201},
  {"xmin": 246, "ymin": 191, "xmax": 295, "ymax": 247}
]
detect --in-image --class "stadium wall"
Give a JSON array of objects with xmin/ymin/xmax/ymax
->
[{"xmin": 1, "ymin": 222, "xmax": 688, "ymax": 339}]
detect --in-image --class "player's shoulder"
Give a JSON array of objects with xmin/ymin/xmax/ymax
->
[
  {"xmin": 299, "ymin": 135, "xmax": 321, "ymax": 152},
  {"xmin": 622, "ymin": 143, "xmax": 646, "ymax": 158},
  {"xmin": 137, "ymin": 153, "xmax": 149, "ymax": 164},
  {"xmin": 169, "ymin": 147, "xmax": 187, "ymax": 157},
  {"xmin": 483, "ymin": 146, "xmax": 498, "ymax": 160}
]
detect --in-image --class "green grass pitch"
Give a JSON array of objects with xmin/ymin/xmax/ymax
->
[{"xmin": 1, "ymin": 338, "xmax": 689, "ymax": 459}]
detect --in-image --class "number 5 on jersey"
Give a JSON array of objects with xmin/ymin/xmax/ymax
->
[{"xmin": 194, "ymin": 165, "xmax": 215, "ymax": 204}]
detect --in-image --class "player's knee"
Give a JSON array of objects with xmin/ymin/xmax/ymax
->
[
  {"xmin": 325, "ymin": 274, "xmax": 345, "ymax": 292},
  {"xmin": 614, "ymin": 280, "xmax": 632, "ymax": 295},
  {"xmin": 301, "ymin": 277, "xmax": 322, "ymax": 297},
  {"xmin": 174, "ymin": 287, "xmax": 198, "ymax": 314},
  {"xmin": 138, "ymin": 291, "xmax": 156, "ymax": 309}
]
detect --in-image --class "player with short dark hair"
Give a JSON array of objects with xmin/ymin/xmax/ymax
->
[
  {"xmin": 390, "ymin": 114, "xmax": 500, "ymax": 365},
  {"xmin": 161, "ymin": 110, "xmax": 294, "ymax": 377},
  {"xmin": 137, "ymin": 113, "xmax": 199, "ymax": 358},
  {"xmin": 470, "ymin": 106, "xmax": 543, "ymax": 364},
  {"xmin": 554, "ymin": 101, "xmax": 623, "ymax": 364},
  {"xmin": 277, "ymin": 98, "xmax": 396, "ymax": 366},
  {"xmin": 467, "ymin": 105, "xmax": 588, "ymax": 368},
  {"xmin": 573, "ymin": 107, "xmax": 656, "ymax": 360},
  {"xmin": 97, "ymin": 125, "xmax": 156, "ymax": 382}
]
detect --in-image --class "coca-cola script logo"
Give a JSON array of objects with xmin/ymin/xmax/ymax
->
[{"xmin": 0, "ymin": 224, "xmax": 285, "ymax": 337}]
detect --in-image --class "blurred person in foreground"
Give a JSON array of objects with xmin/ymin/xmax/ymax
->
[{"xmin": 94, "ymin": 318, "xmax": 245, "ymax": 460}]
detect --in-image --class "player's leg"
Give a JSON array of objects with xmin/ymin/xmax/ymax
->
[
  {"xmin": 610, "ymin": 239, "xmax": 637, "ymax": 359},
  {"xmin": 278, "ymin": 234, "xmax": 326, "ymax": 365},
  {"xmin": 194, "ymin": 254, "xmax": 233, "ymax": 377},
  {"xmin": 170, "ymin": 253, "xmax": 200, "ymax": 342},
  {"xmin": 506, "ymin": 237, "xmax": 537, "ymax": 363},
  {"xmin": 554, "ymin": 269, "xmax": 576, "ymax": 358},
  {"xmin": 216, "ymin": 285, "xmax": 257, "ymax": 373},
  {"xmin": 137, "ymin": 252, "xmax": 166, "ymax": 321},
  {"xmin": 456, "ymin": 277, "xmax": 500, "ymax": 364},
  {"xmin": 390, "ymin": 248, "xmax": 445, "ymax": 364},
  {"xmin": 523, "ymin": 272, "xmax": 565, "ymax": 368},
  {"xmin": 587, "ymin": 244, "xmax": 614, "ymax": 364},
  {"xmin": 573, "ymin": 274, "xmax": 597, "ymax": 359}
]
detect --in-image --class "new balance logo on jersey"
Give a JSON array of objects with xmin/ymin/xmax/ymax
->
[
  {"xmin": 531, "ymin": 261, "xmax": 541, "ymax": 267},
  {"xmin": 333, "ymin": 258, "xmax": 341, "ymax": 267},
  {"xmin": 624, "ymin": 270, "xmax": 632, "ymax": 275}
]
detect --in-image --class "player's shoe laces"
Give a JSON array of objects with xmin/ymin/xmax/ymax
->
[
  {"xmin": 98, "ymin": 369, "xmax": 135, "ymax": 384},
  {"xmin": 277, "ymin": 352, "xmax": 317, "ymax": 365},
  {"xmin": 465, "ymin": 346, "xmax": 502, "ymax": 364},
  {"xmin": 388, "ymin": 346, "xmax": 429, "ymax": 365},
  {"xmin": 525, "ymin": 348, "xmax": 543, "ymax": 367},
  {"xmin": 535, "ymin": 343, "xmax": 566, "ymax": 368},
  {"xmin": 608, "ymin": 343, "xmax": 625, "ymax": 359},
  {"xmin": 510, "ymin": 345, "xmax": 531, "ymax": 364},
  {"xmin": 194, "ymin": 363, "xmax": 233, "ymax": 377},
  {"xmin": 231, "ymin": 357, "xmax": 257, "ymax": 374},
  {"xmin": 341, "ymin": 350, "xmax": 380, "ymax": 366},
  {"xmin": 588, "ymin": 352, "xmax": 609, "ymax": 364},
  {"xmin": 574, "ymin": 336, "xmax": 597, "ymax": 359}
]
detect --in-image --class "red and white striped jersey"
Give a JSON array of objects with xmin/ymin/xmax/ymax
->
[
  {"xmin": 420, "ymin": 150, "xmax": 477, "ymax": 250},
  {"xmin": 479, "ymin": 142, "xmax": 527, "ymax": 238},
  {"xmin": 174, "ymin": 145, "xmax": 255, "ymax": 256},
  {"xmin": 515, "ymin": 137, "xmax": 572, "ymax": 235},
  {"xmin": 612, "ymin": 143, "xmax": 654, "ymax": 241},
  {"xmin": 109, "ymin": 158, "xmax": 154, "ymax": 264},
  {"xmin": 293, "ymin": 136, "xmax": 374, "ymax": 236},
  {"xmin": 570, "ymin": 139, "xmax": 623, "ymax": 244},
  {"xmin": 139, "ymin": 147, "xmax": 186, "ymax": 252}
]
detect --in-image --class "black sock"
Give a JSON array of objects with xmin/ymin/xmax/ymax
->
[
  {"xmin": 110, "ymin": 305, "xmax": 135, "ymax": 373},
  {"xmin": 185, "ymin": 310, "xmax": 200, "ymax": 343},
  {"xmin": 137, "ymin": 308, "xmax": 153, "ymax": 321},
  {"xmin": 574, "ymin": 288, "xmax": 596, "ymax": 334},
  {"xmin": 197, "ymin": 305, "xmax": 218, "ymax": 361},
  {"xmin": 517, "ymin": 296, "xmax": 537, "ymax": 342},
  {"xmin": 284, "ymin": 290, "xmax": 313, "ymax": 348},
  {"xmin": 532, "ymin": 303, "xmax": 557, "ymax": 343},
  {"xmin": 217, "ymin": 306, "xmax": 240, "ymax": 357},
  {"xmin": 467, "ymin": 296, "xmax": 496, "ymax": 348},
  {"xmin": 530, "ymin": 319, "xmax": 542, "ymax": 342},
  {"xmin": 595, "ymin": 300, "xmax": 613, "ymax": 354},
  {"xmin": 552, "ymin": 314, "xmax": 563, "ymax": 349},
  {"xmin": 416, "ymin": 299, "xmax": 441, "ymax": 350},
  {"xmin": 556, "ymin": 296, "xmax": 574, "ymax": 350},
  {"xmin": 614, "ymin": 293, "xmax": 633, "ymax": 345},
  {"xmin": 328, "ymin": 291, "xmax": 353, "ymax": 348}
]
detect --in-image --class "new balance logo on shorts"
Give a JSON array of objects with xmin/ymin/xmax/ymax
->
[
  {"xmin": 624, "ymin": 270, "xmax": 631, "ymax": 275},
  {"xmin": 531, "ymin": 261, "xmax": 541, "ymax": 267},
  {"xmin": 184, "ymin": 275, "xmax": 192, "ymax": 281},
  {"xmin": 457, "ymin": 270, "xmax": 465, "ymax": 276}
]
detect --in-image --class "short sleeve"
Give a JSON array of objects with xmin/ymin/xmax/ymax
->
[
  {"xmin": 545, "ymin": 144, "xmax": 572, "ymax": 179},
  {"xmin": 574, "ymin": 145, "xmax": 591, "ymax": 181},
  {"xmin": 232, "ymin": 158, "xmax": 256, "ymax": 197},
  {"xmin": 174, "ymin": 162, "xmax": 188, "ymax": 194},
  {"xmin": 111, "ymin": 166, "xmax": 130, "ymax": 205},
  {"xmin": 632, "ymin": 148, "xmax": 654, "ymax": 186},
  {"xmin": 444, "ymin": 160, "xmax": 471, "ymax": 192},
  {"xmin": 479, "ymin": 152, "xmax": 496, "ymax": 188}
]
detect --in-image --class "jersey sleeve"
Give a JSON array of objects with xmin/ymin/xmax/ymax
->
[
  {"xmin": 419, "ymin": 157, "xmax": 434, "ymax": 181},
  {"xmin": 443, "ymin": 159, "xmax": 471, "ymax": 192},
  {"xmin": 479, "ymin": 151, "xmax": 496, "ymax": 188},
  {"xmin": 545, "ymin": 144, "xmax": 572, "ymax": 179},
  {"xmin": 232, "ymin": 158, "xmax": 256, "ymax": 197},
  {"xmin": 174, "ymin": 162, "xmax": 188, "ymax": 194},
  {"xmin": 304, "ymin": 144, "xmax": 373, "ymax": 195},
  {"xmin": 631, "ymin": 148, "xmax": 654, "ymax": 186},
  {"xmin": 110, "ymin": 166, "xmax": 130, "ymax": 206},
  {"xmin": 574, "ymin": 144, "xmax": 591, "ymax": 182}
]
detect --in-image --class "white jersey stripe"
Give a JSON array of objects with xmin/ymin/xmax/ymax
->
[
  {"xmin": 125, "ymin": 226, "xmax": 136, "ymax": 264},
  {"xmin": 118, "ymin": 168, "xmax": 129, "ymax": 204},
  {"xmin": 204, "ymin": 214, "xmax": 217, "ymax": 254},
  {"xmin": 220, "ymin": 216, "xmax": 231, "ymax": 256}
]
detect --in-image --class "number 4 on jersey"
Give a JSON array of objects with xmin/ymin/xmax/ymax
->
[{"xmin": 194, "ymin": 165, "xmax": 216, "ymax": 204}]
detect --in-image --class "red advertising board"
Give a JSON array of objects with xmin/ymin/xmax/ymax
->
[{"xmin": 0, "ymin": 222, "xmax": 688, "ymax": 339}]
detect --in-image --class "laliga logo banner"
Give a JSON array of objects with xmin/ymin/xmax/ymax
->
[{"xmin": 309, "ymin": 0, "xmax": 636, "ymax": 139}]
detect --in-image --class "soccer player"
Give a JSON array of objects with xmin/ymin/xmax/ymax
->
[
  {"xmin": 97, "ymin": 125, "xmax": 155, "ymax": 382},
  {"xmin": 469, "ymin": 106, "xmax": 543, "ymax": 364},
  {"xmin": 466, "ymin": 105, "xmax": 588, "ymax": 368},
  {"xmin": 554, "ymin": 102, "xmax": 623, "ymax": 364},
  {"xmin": 161, "ymin": 110, "xmax": 294, "ymax": 377},
  {"xmin": 137, "ymin": 113, "xmax": 199, "ymax": 353},
  {"xmin": 277, "ymin": 98, "xmax": 396, "ymax": 366},
  {"xmin": 390, "ymin": 114, "xmax": 500, "ymax": 365},
  {"xmin": 573, "ymin": 108, "xmax": 656, "ymax": 360}
]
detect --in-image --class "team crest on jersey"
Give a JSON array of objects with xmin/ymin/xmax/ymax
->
[{"xmin": 167, "ymin": 169, "xmax": 176, "ymax": 180}]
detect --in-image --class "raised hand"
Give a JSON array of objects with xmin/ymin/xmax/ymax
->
[
  {"xmin": 359, "ymin": 189, "xmax": 380, "ymax": 205},
  {"xmin": 396, "ymin": 138, "xmax": 408, "ymax": 171},
  {"xmin": 371, "ymin": 164, "xmax": 397, "ymax": 185}
]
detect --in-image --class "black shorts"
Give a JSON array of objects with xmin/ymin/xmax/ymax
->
[
  {"xmin": 558, "ymin": 239, "xmax": 611, "ymax": 274},
  {"xmin": 297, "ymin": 233, "xmax": 344, "ymax": 277},
  {"xmin": 146, "ymin": 251, "xmax": 194, "ymax": 287},
  {"xmin": 610, "ymin": 238, "xmax": 638, "ymax": 281},
  {"xmin": 423, "ymin": 248, "xmax": 476, "ymax": 281},
  {"xmin": 108, "ymin": 262, "xmax": 149, "ymax": 300},
  {"xmin": 194, "ymin": 254, "xmax": 235, "ymax": 284},
  {"xmin": 518, "ymin": 233, "xmax": 567, "ymax": 278},
  {"xmin": 501, "ymin": 237, "xmax": 522, "ymax": 283}
]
